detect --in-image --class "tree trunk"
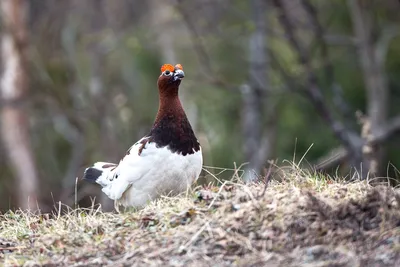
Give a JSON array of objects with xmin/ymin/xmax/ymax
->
[
  {"xmin": 242, "ymin": 0, "xmax": 274, "ymax": 182},
  {"xmin": 0, "ymin": 0, "xmax": 39, "ymax": 210},
  {"xmin": 348, "ymin": 0, "xmax": 388, "ymax": 177}
]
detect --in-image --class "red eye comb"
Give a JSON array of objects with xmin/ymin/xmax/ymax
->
[
  {"xmin": 175, "ymin": 64, "xmax": 183, "ymax": 70},
  {"xmin": 161, "ymin": 64, "xmax": 174, "ymax": 73}
]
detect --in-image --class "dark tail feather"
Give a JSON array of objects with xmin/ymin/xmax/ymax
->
[{"xmin": 82, "ymin": 167, "xmax": 103, "ymax": 183}]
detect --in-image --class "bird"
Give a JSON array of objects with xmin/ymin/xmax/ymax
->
[{"xmin": 82, "ymin": 63, "xmax": 203, "ymax": 211}]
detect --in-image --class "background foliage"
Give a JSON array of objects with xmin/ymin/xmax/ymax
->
[{"xmin": 0, "ymin": 0, "xmax": 400, "ymax": 211}]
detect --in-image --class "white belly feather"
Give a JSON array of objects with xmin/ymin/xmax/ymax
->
[{"xmin": 98, "ymin": 137, "xmax": 203, "ymax": 209}]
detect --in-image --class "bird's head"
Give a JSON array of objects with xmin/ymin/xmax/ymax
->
[{"xmin": 157, "ymin": 64, "xmax": 185, "ymax": 96}]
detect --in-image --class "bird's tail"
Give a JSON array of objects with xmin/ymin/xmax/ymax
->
[{"xmin": 82, "ymin": 162, "xmax": 118, "ymax": 187}]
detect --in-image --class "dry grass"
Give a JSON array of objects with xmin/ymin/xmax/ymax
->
[{"xmin": 1, "ymin": 165, "xmax": 400, "ymax": 267}]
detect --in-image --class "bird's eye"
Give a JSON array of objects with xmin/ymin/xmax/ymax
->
[{"xmin": 164, "ymin": 70, "xmax": 171, "ymax": 75}]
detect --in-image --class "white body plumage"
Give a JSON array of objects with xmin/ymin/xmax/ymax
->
[{"xmin": 86, "ymin": 137, "xmax": 203, "ymax": 210}]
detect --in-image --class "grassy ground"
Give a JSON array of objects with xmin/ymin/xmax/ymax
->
[{"xmin": 1, "ymin": 166, "xmax": 400, "ymax": 266}]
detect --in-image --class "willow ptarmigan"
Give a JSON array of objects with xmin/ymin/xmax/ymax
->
[{"xmin": 83, "ymin": 64, "xmax": 202, "ymax": 211}]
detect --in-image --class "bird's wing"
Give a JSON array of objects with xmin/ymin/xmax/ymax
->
[{"xmin": 100, "ymin": 136, "xmax": 169, "ymax": 200}]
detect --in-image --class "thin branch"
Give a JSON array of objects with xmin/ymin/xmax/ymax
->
[
  {"xmin": 174, "ymin": 1, "xmax": 217, "ymax": 80},
  {"xmin": 371, "ymin": 115, "xmax": 400, "ymax": 144},
  {"xmin": 174, "ymin": 0, "xmax": 267, "ymax": 93},
  {"xmin": 172, "ymin": 3, "xmax": 238, "ymax": 92},
  {"xmin": 375, "ymin": 25, "xmax": 400, "ymax": 70},
  {"xmin": 315, "ymin": 115, "xmax": 400, "ymax": 171},
  {"xmin": 301, "ymin": 0, "xmax": 353, "ymax": 119},
  {"xmin": 314, "ymin": 147, "xmax": 347, "ymax": 171},
  {"xmin": 272, "ymin": 0, "xmax": 362, "ymax": 163},
  {"xmin": 323, "ymin": 35, "xmax": 356, "ymax": 46}
]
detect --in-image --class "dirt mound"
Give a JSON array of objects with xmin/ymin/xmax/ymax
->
[
  {"xmin": 151, "ymin": 183, "xmax": 400, "ymax": 267},
  {"xmin": 1, "ymin": 179, "xmax": 400, "ymax": 266}
]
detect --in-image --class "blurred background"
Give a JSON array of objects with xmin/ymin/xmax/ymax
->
[{"xmin": 0, "ymin": 0, "xmax": 400, "ymax": 212}]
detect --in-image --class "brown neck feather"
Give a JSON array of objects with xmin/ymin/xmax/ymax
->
[
  {"xmin": 154, "ymin": 96, "xmax": 184, "ymax": 126},
  {"xmin": 146, "ymin": 78, "xmax": 200, "ymax": 155},
  {"xmin": 153, "ymin": 83, "xmax": 184, "ymax": 126}
]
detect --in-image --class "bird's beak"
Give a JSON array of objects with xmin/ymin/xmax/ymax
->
[{"xmin": 173, "ymin": 69, "xmax": 185, "ymax": 81}]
